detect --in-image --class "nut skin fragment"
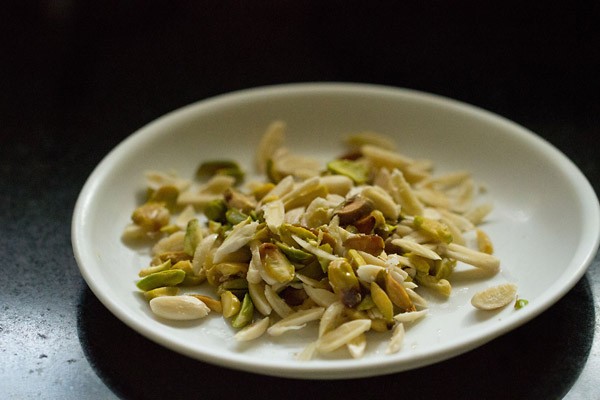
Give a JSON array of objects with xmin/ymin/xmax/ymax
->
[
  {"xmin": 471, "ymin": 283, "xmax": 518, "ymax": 310},
  {"xmin": 336, "ymin": 196, "xmax": 374, "ymax": 226},
  {"xmin": 344, "ymin": 234, "xmax": 385, "ymax": 256}
]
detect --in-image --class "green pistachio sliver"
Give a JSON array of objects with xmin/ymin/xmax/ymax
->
[
  {"xmin": 231, "ymin": 293, "xmax": 254, "ymax": 329},
  {"xmin": 204, "ymin": 199, "xmax": 228, "ymax": 222},
  {"xmin": 183, "ymin": 218, "xmax": 202, "ymax": 256},
  {"xmin": 139, "ymin": 259, "xmax": 172, "ymax": 277},
  {"xmin": 148, "ymin": 185, "xmax": 179, "ymax": 211},
  {"xmin": 356, "ymin": 294, "xmax": 375, "ymax": 311},
  {"xmin": 260, "ymin": 243, "xmax": 295, "ymax": 284},
  {"xmin": 370, "ymin": 281, "xmax": 394, "ymax": 322},
  {"xmin": 136, "ymin": 269, "xmax": 186, "ymax": 291},
  {"xmin": 515, "ymin": 298, "xmax": 529, "ymax": 309},
  {"xmin": 196, "ymin": 160, "xmax": 244, "ymax": 184},
  {"xmin": 221, "ymin": 290, "xmax": 241, "ymax": 318},
  {"xmin": 143, "ymin": 286, "xmax": 180, "ymax": 301},
  {"xmin": 413, "ymin": 215, "xmax": 453, "ymax": 244},
  {"xmin": 217, "ymin": 278, "xmax": 249, "ymax": 299},
  {"xmin": 327, "ymin": 159, "xmax": 370, "ymax": 185},
  {"xmin": 414, "ymin": 272, "xmax": 452, "ymax": 297},
  {"xmin": 226, "ymin": 209, "xmax": 249, "ymax": 225},
  {"xmin": 275, "ymin": 241, "xmax": 315, "ymax": 264}
]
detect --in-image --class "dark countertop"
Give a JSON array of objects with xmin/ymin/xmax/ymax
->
[{"xmin": 1, "ymin": 2, "xmax": 598, "ymax": 399}]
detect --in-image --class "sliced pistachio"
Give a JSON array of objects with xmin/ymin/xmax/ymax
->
[
  {"xmin": 344, "ymin": 234, "xmax": 385, "ymax": 256},
  {"xmin": 225, "ymin": 209, "xmax": 249, "ymax": 226},
  {"xmin": 136, "ymin": 269, "xmax": 186, "ymax": 292},
  {"xmin": 143, "ymin": 286, "xmax": 180, "ymax": 301},
  {"xmin": 476, "ymin": 228, "xmax": 494, "ymax": 254},
  {"xmin": 131, "ymin": 202, "xmax": 171, "ymax": 232},
  {"xmin": 336, "ymin": 196, "xmax": 375, "ymax": 226},
  {"xmin": 434, "ymin": 258, "xmax": 456, "ymax": 280},
  {"xmin": 231, "ymin": 293, "xmax": 254, "ymax": 329},
  {"xmin": 327, "ymin": 258, "xmax": 362, "ymax": 308},
  {"xmin": 356, "ymin": 294, "xmax": 376, "ymax": 311},
  {"xmin": 259, "ymin": 243, "xmax": 295, "ymax": 284},
  {"xmin": 224, "ymin": 188, "xmax": 256, "ymax": 212},
  {"xmin": 189, "ymin": 294, "xmax": 223, "ymax": 313},
  {"xmin": 275, "ymin": 241, "xmax": 315, "ymax": 264},
  {"xmin": 171, "ymin": 260, "xmax": 205, "ymax": 286},
  {"xmin": 370, "ymin": 281, "xmax": 394, "ymax": 322},
  {"xmin": 204, "ymin": 198, "xmax": 228, "ymax": 223},
  {"xmin": 384, "ymin": 271, "xmax": 415, "ymax": 312},
  {"xmin": 413, "ymin": 215, "xmax": 453, "ymax": 244},
  {"xmin": 471, "ymin": 283, "xmax": 517, "ymax": 310},
  {"xmin": 347, "ymin": 249, "xmax": 367, "ymax": 268},
  {"xmin": 283, "ymin": 183, "xmax": 328, "ymax": 210},
  {"xmin": 327, "ymin": 159, "xmax": 370, "ymax": 184},
  {"xmin": 183, "ymin": 218, "xmax": 202, "ymax": 256},
  {"xmin": 139, "ymin": 259, "xmax": 172, "ymax": 277},
  {"xmin": 221, "ymin": 290, "xmax": 241, "ymax": 318},
  {"xmin": 196, "ymin": 160, "xmax": 244, "ymax": 185},
  {"xmin": 317, "ymin": 319, "xmax": 372, "ymax": 353},
  {"xmin": 155, "ymin": 250, "xmax": 192, "ymax": 266},
  {"xmin": 415, "ymin": 273, "xmax": 451, "ymax": 297},
  {"xmin": 148, "ymin": 185, "xmax": 179, "ymax": 211},
  {"xmin": 353, "ymin": 214, "xmax": 376, "ymax": 234},
  {"xmin": 204, "ymin": 262, "xmax": 247, "ymax": 286},
  {"xmin": 149, "ymin": 295, "xmax": 210, "ymax": 320},
  {"xmin": 216, "ymin": 278, "xmax": 249, "ymax": 299}
]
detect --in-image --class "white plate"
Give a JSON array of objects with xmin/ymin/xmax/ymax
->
[{"xmin": 72, "ymin": 83, "xmax": 600, "ymax": 379}]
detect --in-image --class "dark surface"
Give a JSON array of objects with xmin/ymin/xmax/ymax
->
[{"xmin": 1, "ymin": 2, "xmax": 599, "ymax": 399}]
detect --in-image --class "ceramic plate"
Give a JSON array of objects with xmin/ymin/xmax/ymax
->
[{"xmin": 72, "ymin": 83, "xmax": 600, "ymax": 379}]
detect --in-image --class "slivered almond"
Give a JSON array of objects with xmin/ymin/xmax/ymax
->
[{"xmin": 471, "ymin": 283, "xmax": 518, "ymax": 310}]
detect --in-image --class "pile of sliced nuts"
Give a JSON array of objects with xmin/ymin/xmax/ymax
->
[{"xmin": 123, "ymin": 121, "xmax": 516, "ymax": 359}]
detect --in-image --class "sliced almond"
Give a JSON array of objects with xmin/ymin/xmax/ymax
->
[
  {"xmin": 149, "ymin": 295, "xmax": 210, "ymax": 320},
  {"xmin": 471, "ymin": 283, "xmax": 518, "ymax": 310}
]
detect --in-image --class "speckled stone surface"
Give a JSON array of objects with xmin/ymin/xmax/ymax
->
[{"xmin": 1, "ymin": 2, "xmax": 598, "ymax": 399}]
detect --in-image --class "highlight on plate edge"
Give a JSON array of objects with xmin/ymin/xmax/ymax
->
[{"xmin": 121, "ymin": 120, "xmax": 524, "ymax": 360}]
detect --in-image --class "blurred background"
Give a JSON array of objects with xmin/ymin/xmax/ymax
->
[{"xmin": 1, "ymin": 1, "xmax": 598, "ymax": 399}]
